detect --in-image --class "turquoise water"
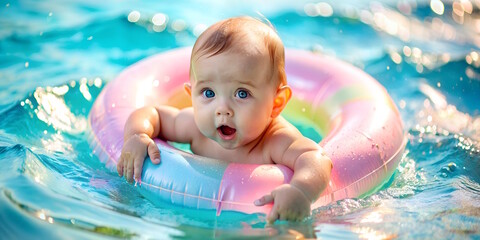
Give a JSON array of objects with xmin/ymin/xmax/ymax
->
[{"xmin": 1, "ymin": 0, "xmax": 479, "ymax": 239}]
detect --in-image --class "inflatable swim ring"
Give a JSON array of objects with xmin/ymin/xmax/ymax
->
[{"xmin": 88, "ymin": 47, "xmax": 405, "ymax": 215}]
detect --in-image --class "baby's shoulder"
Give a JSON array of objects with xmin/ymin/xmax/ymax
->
[
  {"xmin": 263, "ymin": 117, "xmax": 320, "ymax": 164},
  {"xmin": 176, "ymin": 107, "xmax": 196, "ymax": 125},
  {"xmin": 174, "ymin": 107, "xmax": 204, "ymax": 140},
  {"xmin": 262, "ymin": 117, "xmax": 301, "ymax": 151},
  {"xmin": 266, "ymin": 117, "xmax": 302, "ymax": 140},
  {"xmin": 264, "ymin": 117, "xmax": 318, "ymax": 150},
  {"xmin": 177, "ymin": 106, "xmax": 194, "ymax": 116}
]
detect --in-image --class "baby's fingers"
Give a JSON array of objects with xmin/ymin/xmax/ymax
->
[
  {"xmin": 122, "ymin": 152, "xmax": 131, "ymax": 180},
  {"xmin": 126, "ymin": 154, "xmax": 134, "ymax": 183},
  {"xmin": 254, "ymin": 194, "xmax": 274, "ymax": 206},
  {"xmin": 147, "ymin": 141, "xmax": 161, "ymax": 164},
  {"xmin": 267, "ymin": 207, "xmax": 279, "ymax": 224},
  {"xmin": 133, "ymin": 156, "xmax": 144, "ymax": 182}
]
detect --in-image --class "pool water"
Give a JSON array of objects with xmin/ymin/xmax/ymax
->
[{"xmin": 1, "ymin": 0, "xmax": 479, "ymax": 239}]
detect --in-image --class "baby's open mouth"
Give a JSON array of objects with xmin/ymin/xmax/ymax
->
[{"xmin": 218, "ymin": 125, "xmax": 236, "ymax": 137}]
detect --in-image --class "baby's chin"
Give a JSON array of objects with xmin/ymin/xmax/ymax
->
[
  {"xmin": 210, "ymin": 133, "xmax": 245, "ymax": 150},
  {"xmin": 214, "ymin": 138, "xmax": 242, "ymax": 150}
]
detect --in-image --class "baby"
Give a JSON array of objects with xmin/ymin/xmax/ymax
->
[{"xmin": 117, "ymin": 16, "xmax": 332, "ymax": 223}]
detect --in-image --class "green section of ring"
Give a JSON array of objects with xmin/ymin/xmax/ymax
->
[{"xmin": 282, "ymin": 84, "xmax": 377, "ymax": 140}]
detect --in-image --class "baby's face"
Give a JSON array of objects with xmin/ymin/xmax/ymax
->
[{"xmin": 190, "ymin": 50, "xmax": 278, "ymax": 149}]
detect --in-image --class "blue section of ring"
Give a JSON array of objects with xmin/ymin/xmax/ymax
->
[{"xmin": 137, "ymin": 144, "xmax": 228, "ymax": 209}]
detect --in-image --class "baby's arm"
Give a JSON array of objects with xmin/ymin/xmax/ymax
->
[
  {"xmin": 255, "ymin": 126, "xmax": 332, "ymax": 223},
  {"xmin": 117, "ymin": 106, "xmax": 196, "ymax": 182}
]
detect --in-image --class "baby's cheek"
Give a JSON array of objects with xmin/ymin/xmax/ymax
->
[
  {"xmin": 244, "ymin": 118, "xmax": 267, "ymax": 138},
  {"xmin": 196, "ymin": 113, "xmax": 215, "ymax": 133}
]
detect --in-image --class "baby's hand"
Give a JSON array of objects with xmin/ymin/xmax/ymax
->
[
  {"xmin": 116, "ymin": 133, "xmax": 160, "ymax": 183},
  {"xmin": 254, "ymin": 184, "xmax": 311, "ymax": 223}
]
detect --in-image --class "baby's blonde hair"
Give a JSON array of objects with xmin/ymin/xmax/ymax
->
[{"xmin": 190, "ymin": 16, "xmax": 286, "ymax": 86}]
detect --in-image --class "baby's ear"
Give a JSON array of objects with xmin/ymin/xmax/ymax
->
[
  {"xmin": 271, "ymin": 85, "xmax": 292, "ymax": 118},
  {"xmin": 184, "ymin": 83, "xmax": 192, "ymax": 97}
]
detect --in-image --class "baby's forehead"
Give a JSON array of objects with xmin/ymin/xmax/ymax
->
[
  {"xmin": 194, "ymin": 33, "xmax": 275, "ymax": 71},
  {"xmin": 196, "ymin": 50, "xmax": 273, "ymax": 77}
]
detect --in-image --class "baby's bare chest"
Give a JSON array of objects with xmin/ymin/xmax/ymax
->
[{"xmin": 190, "ymin": 139, "xmax": 273, "ymax": 164}]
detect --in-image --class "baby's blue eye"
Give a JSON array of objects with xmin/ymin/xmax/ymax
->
[
  {"xmin": 236, "ymin": 90, "xmax": 249, "ymax": 99},
  {"xmin": 203, "ymin": 89, "xmax": 215, "ymax": 98}
]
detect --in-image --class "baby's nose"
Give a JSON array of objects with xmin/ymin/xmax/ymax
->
[{"xmin": 215, "ymin": 105, "xmax": 233, "ymax": 117}]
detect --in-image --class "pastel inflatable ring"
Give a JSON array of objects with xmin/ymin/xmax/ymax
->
[{"xmin": 88, "ymin": 48, "xmax": 405, "ymax": 214}]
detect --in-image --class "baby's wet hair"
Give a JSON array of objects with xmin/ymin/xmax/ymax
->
[{"xmin": 190, "ymin": 16, "xmax": 286, "ymax": 86}]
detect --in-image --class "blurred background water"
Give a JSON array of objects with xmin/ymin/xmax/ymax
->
[{"xmin": 0, "ymin": 0, "xmax": 479, "ymax": 239}]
